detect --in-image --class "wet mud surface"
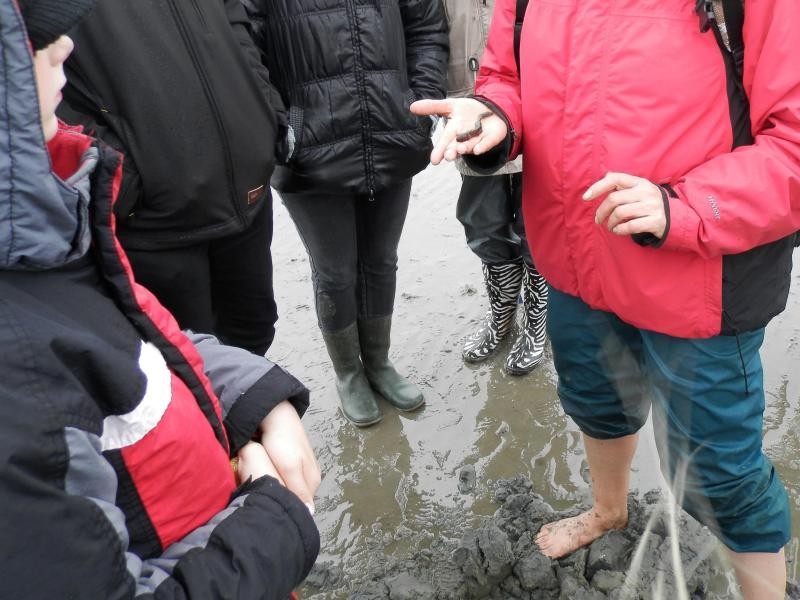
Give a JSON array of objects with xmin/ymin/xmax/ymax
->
[
  {"xmin": 269, "ymin": 164, "xmax": 800, "ymax": 598},
  {"xmin": 323, "ymin": 476, "xmax": 726, "ymax": 600}
]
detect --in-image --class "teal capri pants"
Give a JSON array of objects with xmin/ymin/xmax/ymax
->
[{"xmin": 547, "ymin": 287, "xmax": 790, "ymax": 553}]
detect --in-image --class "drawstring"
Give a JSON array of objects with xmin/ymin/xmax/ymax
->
[{"xmin": 723, "ymin": 311, "xmax": 749, "ymax": 395}]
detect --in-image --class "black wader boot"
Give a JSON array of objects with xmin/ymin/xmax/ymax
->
[
  {"xmin": 505, "ymin": 263, "xmax": 548, "ymax": 375},
  {"xmin": 462, "ymin": 259, "xmax": 524, "ymax": 363},
  {"xmin": 321, "ymin": 323, "xmax": 382, "ymax": 427},
  {"xmin": 358, "ymin": 316, "xmax": 424, "ymax": 411}
]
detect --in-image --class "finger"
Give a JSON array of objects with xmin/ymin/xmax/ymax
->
[
  {"xmin": 594, "ymin": 186, "xmax": 646, "ymax": 225},
  {"xmin": 410, "ymin": 98, "xmax": 453, "ymax": 117},
  {"xmin": 237, "ymin": 442, "xmax": 283, "ymax": 484},
  {"xmin": 259, "ymin": 452, "xmax": 284, "ymax": 484},
  {"xmin": 611, "ymin": 215, "xmax": 663, "ymax": 237},
  {"xmin": 583, "ymin": 172, "xmax": 642, "ymax": 201},
  {"xmin": 277, "ymin": 460, "xmax": 314, "ymax": 506},
  {"xmin": 432, "ymin": 120, "xmax": 463, "ymax": 164},
  {"xmin": 303, "ymin": 455, "xmax": 322, "ymax": 496},
  {"xmin": 442, "ymin": 139, "xmax": 462, "ymax": 162},
  {"xmin": 451, "ymin": 119, "xmax": 507, "ymax": 158},
  {"xmin": 604, "ymin": 197, "xmax": 651, "ymax": 231},
  {"xmin": 454, "ymin": 130, "xmax": 489, "ymax": 157}
]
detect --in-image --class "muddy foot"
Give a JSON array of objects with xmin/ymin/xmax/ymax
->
[{"xmin": 535, "ymin": 508, "xmax": 627, "ymax": 559}]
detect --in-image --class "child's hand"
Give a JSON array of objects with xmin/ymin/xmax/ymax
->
[
  {"xmin": 259, "ymin": 401, "xmax": 321, "ymax": 515},
  {"xmin": 235, "ymin": 441, "xmax": 282, "ymax": 485}
]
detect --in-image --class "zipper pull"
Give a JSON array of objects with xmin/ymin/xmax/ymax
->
[{"xmin": 369, "ymin": 187, "xmax": 375, "ymax": 202}]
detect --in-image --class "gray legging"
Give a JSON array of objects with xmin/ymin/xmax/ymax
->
[{"xmin": 280, "ymin": 179, "xmax": 412, "ymax": 332}]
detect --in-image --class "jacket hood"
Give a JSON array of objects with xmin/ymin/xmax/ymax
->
[{"xmin": 0, "ymin": 0, "xmax": 93, "ymax": 271}]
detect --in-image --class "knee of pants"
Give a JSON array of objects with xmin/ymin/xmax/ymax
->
[
  {"xmin": 664, "ymin": 456, "xmax": 791, "ymax": 553},
  {"xmin": 357, "ymin": 260, "xmax": 398, "ymax": 280},
  {"xmin": 558, "ymin": 387, "xmax": 649, "ymax": 439},
  {"xmin": 548, "ymin": 286, "xmax": 650, "ymax": 439}
]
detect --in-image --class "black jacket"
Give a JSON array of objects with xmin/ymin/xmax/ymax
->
[
  {"xmin": 59, "ymin": 0, "xmax": 286, "ymax": 250},
  {"xmin": 242, "ymin": 0, "xmax": 449, "ymax": 196}
]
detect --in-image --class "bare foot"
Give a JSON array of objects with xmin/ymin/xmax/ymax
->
[{"xmin": 536, "ymin": 508, "xmax": 627, "ymax": 559}]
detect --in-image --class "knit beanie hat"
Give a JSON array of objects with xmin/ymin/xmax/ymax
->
[{"xmin": 17, "ymin": 0, "xmax": 97, "ymax": 51}]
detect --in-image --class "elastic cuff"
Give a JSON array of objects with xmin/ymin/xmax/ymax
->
[
  {"xmin": 223, "ymin": 367, "xmax": 310, "ymax": 455},
  {"xmin": 233, "ymin": 475, "xmax": 320, "ymax": 578},
  {"xmin": 631, "ymin": 185, "xmax": 672, "ymax": 248},
  {"xmin": 460, "ymin": 95, "xmax": 516, "ymax": 175}
]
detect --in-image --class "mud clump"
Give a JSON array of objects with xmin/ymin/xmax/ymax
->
[{"xmin": 314, "ymin": 476, "xmax": 735, "ymax": 599}]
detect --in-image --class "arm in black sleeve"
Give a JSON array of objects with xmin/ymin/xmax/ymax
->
[
  {"xmin": 223, "ymin": 0, "xmax": 287, "ymax": 132},
  {"xmin": 399, "ymin": 0, "xmax": 450, "ymax": 101},
  {"xmin": 187, "ymin": 332, "xmax": 310, "ymax": 455},
  {"xmin": 153, "ymin": 476, "xmax": 319, "ymax": 599}
]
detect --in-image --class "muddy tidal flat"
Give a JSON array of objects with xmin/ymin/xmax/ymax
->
[{"xmin": 268, "ymin": 163, "xmax": 800, "ymax": 599}]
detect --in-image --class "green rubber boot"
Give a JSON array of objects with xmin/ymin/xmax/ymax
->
[
  {"xmin": 358, "ymin": 316, "xmax": 425, "ymax": 412},
  {"xmin": 321, "ymin": 323, "xmax": 382, "ymax": 427}
]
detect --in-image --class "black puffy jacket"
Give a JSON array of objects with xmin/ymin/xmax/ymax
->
[
  {"xmin": 242, "ymin": 0, "xmax": 449, "ymax": 196},
  {"xmin": 59, "ymin": 0, "xmax": 286, "ymax": 250}
]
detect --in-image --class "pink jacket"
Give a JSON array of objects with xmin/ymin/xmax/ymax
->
[{"xmin": 476, "ymin": 0, "xmax": 800, "ymax": 337}]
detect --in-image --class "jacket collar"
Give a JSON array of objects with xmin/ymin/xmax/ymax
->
[{"xmin": 0, "ymin": 0, "xmax": 94, "ymax": 271}]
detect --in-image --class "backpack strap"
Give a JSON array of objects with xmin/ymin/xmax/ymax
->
[
  {"xmin": 696, "ymin": 0, "xmax": 751, "ymax": 146},
  {"xmin": 514, "ymin": 0, "xmax": 529, "ymax": 75},
  {"xmin": 714, "ymin": 0, "xmax": 746, "ymax": 80},
  {"xmin": 696, "ymin": 0, "xmax": 745, "ymax": 78}
]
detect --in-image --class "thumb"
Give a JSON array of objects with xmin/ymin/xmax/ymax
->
[{"xmin": 410, "ymin": 98, "xmax": 452, "ymax": 117}]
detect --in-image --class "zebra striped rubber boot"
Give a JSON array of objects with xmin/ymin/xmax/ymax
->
[
  {"xmin": 505, "ymin": 264, "xmax": 548, "ymax": 375},
  {"xmin": 462, "ymin": 259, "xmax": 524, "ymax": 363}
]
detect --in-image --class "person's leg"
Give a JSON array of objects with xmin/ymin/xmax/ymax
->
[
  {"xmin": 280, "ymin": 191, "xmax": 359, "ymax": 332},
  {"xmin": 643, "ymin": 329, "xmax": 789, "ymax": 600},
  {"xmin": 125, "ymin": 244, "xmax": 214, "ymax": 333},
  {"xmin": 537, "ymin": 433, "xmax": 637, "ymax": 558},
  {"xmin": 509, "ymin": 172, "xmax": 531, "ymax": 267},
  {"xmin": 208, "ymin": 199, "xmax": 276, "ymax": 355},
  {"xmin": 280, "ymin": 190, "xmax": 381, "ymax": 426},
  {"xmin": 456, "ymin": 174, "xmax": 524, "ymax": 362},
  {"xmin": 354, "ymin": 179, "xmax": 412, "ymax": 321},
  {"xmin": 504, "ymin": 172, "xmax": 549, "ymax": 375},
  {"xmin": 354, "ymin": 179, "xmax": 423, "ymax": 411},
  {"xmin": 536, "ymin": 287, "xmax": 650, "ymax": 558},
  {"xmin": 727, "ymin": 550, "xmax": 786, "ymax": 600}
]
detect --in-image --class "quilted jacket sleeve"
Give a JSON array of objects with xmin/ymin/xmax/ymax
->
[{"xmin": 399, "ymin": 0, "xmax": 450, "ymax": 101}]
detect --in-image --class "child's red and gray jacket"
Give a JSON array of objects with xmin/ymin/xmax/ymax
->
[{"xmin": 0, "ymin": 1, "xmax": 319, "ymax": 597}]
